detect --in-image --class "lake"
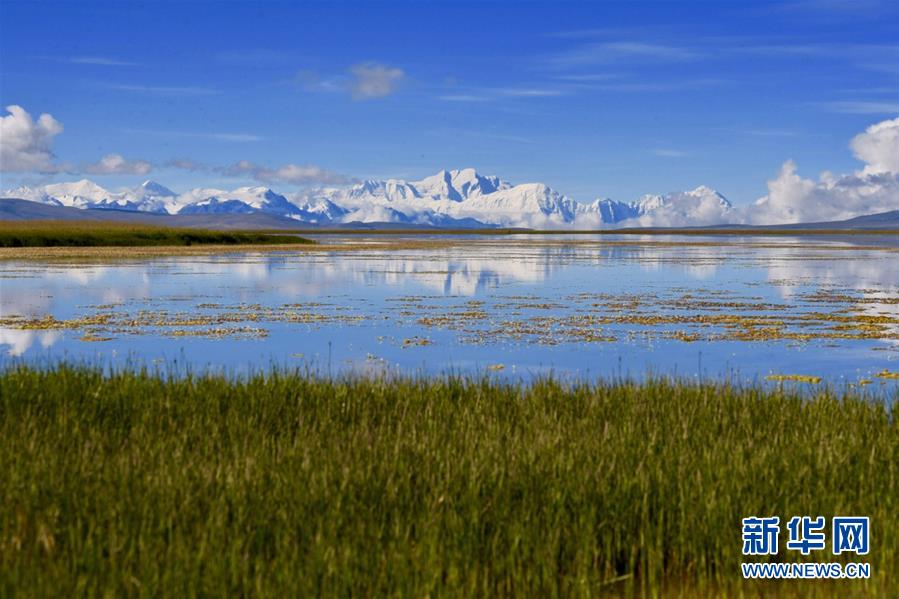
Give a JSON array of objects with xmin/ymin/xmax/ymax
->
[{"xmin": 1, "ymin": 234, "xmax": 897, "ymax": 387}]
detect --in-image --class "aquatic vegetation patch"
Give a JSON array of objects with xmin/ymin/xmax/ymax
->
[
  {"xmin": 403, "ymin": 288, "xmax": 899, "ymax": 347},
  {"xmin": 765, "ymin": 374, "xmax": 823, "ymax": 384},
  {"xmin": 0, "ymin": 301, "xmax": 366, "ymax": 341}
]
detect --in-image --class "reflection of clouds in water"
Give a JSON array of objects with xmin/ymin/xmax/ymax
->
[
  {"xmin": 55, "ymin": 266, "xmax": 111, "ymax": 285},
  {"xmin": 767, "ymin": 254, "xmax": 899, "ymax": 341},
  {"xmin": 0, "ymin": 242, "xmax": 893, "ymax": 333},
  {"xmin": 683, "ymin": 264, "xmax": 717, "ymax": 280},
  {"xmin": 0, "ymin": 328, "xmax": 61, "ymax": 356},
  {"xmin": 1, "ymin": 288, "xmax": 54, "ymax": 317},
  {"xmin": 173, "ymin": 257, "xmax": 272, "ymax": 282},
  {"xmin": 767, "ymin": 254, "xmax": 899, "ymax": 295},
  {"xmin": 1, "ymin": 262, "xmax": 153, "ymax": 317}
]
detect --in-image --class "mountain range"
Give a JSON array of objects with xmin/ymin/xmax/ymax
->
[{"xmin": 2, "ymin": 168, "xmax": 737, "ymax": 229}]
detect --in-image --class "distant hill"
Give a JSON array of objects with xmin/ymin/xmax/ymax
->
[
  {"xmin": 609, "ymin": 209, "xmax": 899, "ymax": 233},
  {"xmin": 790, "ymin": 209, "xmax": 899, "ymax": 229},
  {"xmin": 0, "ymin": 198, "xmax": 311, "ymax": 230}
]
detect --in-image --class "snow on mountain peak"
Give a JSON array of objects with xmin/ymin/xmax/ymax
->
[
  {"xmin": 3, "ymin": 170, "xmax": 735, "ymax": 228},
  {"xmin": 138, "ymin": 180, "xmax": 176, "ymax": 197},
  {"xmin": 46, "ymin": 179, "xmax": 109, "ymax": 198},
  {"xmin": 412, "ymin": 168, "xmax": 510, "ymax": 202},
  {"xmin": 687, "ymin": 185, "xmax": 730, "ymax": 204}
]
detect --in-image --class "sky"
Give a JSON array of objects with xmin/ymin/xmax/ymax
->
[{"xmin": 1, "ymin": 0, "xmax": 898, "ymax": 206}]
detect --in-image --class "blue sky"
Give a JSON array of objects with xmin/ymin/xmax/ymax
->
[{"xmin": 1, "ymin": 0, "xmax": 898, "ymax": 205}]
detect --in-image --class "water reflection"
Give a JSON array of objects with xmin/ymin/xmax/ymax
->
[
  {"xmin": 0, "ymin": 235, "xmax": 896, "ymax": 383},
  {"xmin": 0, "ymin": 328, "xmax": 61, "ymax": 356}
]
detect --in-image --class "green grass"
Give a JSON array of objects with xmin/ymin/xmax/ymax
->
[
  {"xmin": 0, "ymin": 220, "xmax": 313, "ymax": 247},
  {"xmin": 0, "ymin": 365, "xmax": 895, "ymax": 596}
]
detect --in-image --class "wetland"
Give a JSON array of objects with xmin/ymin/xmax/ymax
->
[{"xmin": 1, "ymin": 232, "xmax": 896, "ymax": 388}]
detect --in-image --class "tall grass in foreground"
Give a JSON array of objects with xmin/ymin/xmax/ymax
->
[
  {"xmin": 0, "ymin": 220, "xmax": 313, "ymax": 247},
  {"xmin": 0, "ymin": 365, "xmax": 895, "ymax": 597}
]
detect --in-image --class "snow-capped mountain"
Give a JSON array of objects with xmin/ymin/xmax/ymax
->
[
  {"xmin": 2, "ymin": 169, "xmax": 735, "ymax": 228},
  {"xmin": 177, "ymin": 187, "xmax": 303, "ymax": 216},
  {"xmin": 6, "ymin": 179, "xmax": 178, "ymax": 213}
]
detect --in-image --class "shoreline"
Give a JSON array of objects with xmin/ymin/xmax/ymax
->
[{"xmin": 1, "ymin": 234, "xmax": 897, "ymax": 260}]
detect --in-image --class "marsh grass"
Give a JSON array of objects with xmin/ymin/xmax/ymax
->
[
  {"xmin": 0, "ymin": 365, "xmax": 896, "ymax": 596},
  {"xmin": 0, "ymin": 220, "xmax": 313, "ymax": 247}
]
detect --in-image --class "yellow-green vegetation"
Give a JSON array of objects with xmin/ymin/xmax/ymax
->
[
  {"xmin": 0, "ymin": 220, "xmax": 313, "ymax": 247},
  {"xmin": 0, "ymin": 283, "xmax": 896, "ymax": 347},
  {"xmin": 1, "ymin": 231, "xmax": 895, "ymax": 260},
  {"xmin": 765, "ymin": 374, "xmax": 823, "ymax": 384},
  {"xmin": 0, "ymin": 302, "xmax": 364, "ymax": 341},
  {"xmin": 0, "ymin": 365, "xmax": 896, "ymax": 596}
]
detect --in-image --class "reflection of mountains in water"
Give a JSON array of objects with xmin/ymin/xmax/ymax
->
[{"xmin": 2, "ymin": 239, "xmax": 897, "ymax": 356}]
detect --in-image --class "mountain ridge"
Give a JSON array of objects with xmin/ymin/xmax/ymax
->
[
  {"xmin": 3, "ymin": 169, "xmax": 738, "ymax": 228},
  {"xmin": 3, "ymin": 168, "xmax": 737, "ymax": 229},
  {"xmin": 2, "ymin": 198, "xmax": 897, "ymax": 233}
]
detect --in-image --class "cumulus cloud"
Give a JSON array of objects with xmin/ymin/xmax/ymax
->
[
  {"xmin": 0, "ymin": 105, "xmax": 154, "ymax": 177},
  {"xmin": 0, "ymin": 105, "xmax": 64, "ymax": 172},
  {"xmin": 348, "ymin": 62, "xmax": 405, "ymax": 99},
  {"xmin": 222, "ymin": 160, "xmax": 351, "ymax": 185},
  {"xmin": 850, "ymin": 117, "xmax": 899, "ymax": 174},
  {"xmin": 296, "ymin": 62, "xmax": 405, "ymax": 100},
  {"xmin": 85, "ymin": 153, "xmax": 153, "ymax": 175},
  {"xmin": 629, "ymin": 187, "xmax": 736, "ymax": 228},
  {"xmin": 750, "ymin": 161, "xmax": 899, "ymax": 224},
  {"xmin": 747, "ymin": 116, "xmax": 899, "ymax": 224}
]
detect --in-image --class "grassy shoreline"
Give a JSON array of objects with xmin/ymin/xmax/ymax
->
[
  {"xmin": 0, "ymin": 365, "xmax": 895, "ymax": 596},
  {"xmin": 0, "ymin": 220, "xmax": 313, "ymax": 248}
]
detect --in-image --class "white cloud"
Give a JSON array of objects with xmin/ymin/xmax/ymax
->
[
  {"xmin": 652, "ymin": 148, "xmax": 688, "ymax": 158},
  {"xmin": 747, "ymin": 116, "xmax": 899, "ymax": 224},
  {"xmin": 549, "ymin": 41, "xmax": 699, "ymax": 68},
  {"xmin": 631, "ymin": 188, "xmax": 735, "ymax": 227},
  {"xmin": 437, "ymin": 94, "xmax": 491, "ymax": 102},
  {"xmin": 750, "ymin": 162, "xmax": 899, "ymax": 224},
  {"xmin": 126, "ymin": 128, "xmax": 264, "ymax": 142},
  {"xmin": 822, "ymin": 101, "xmax": 899, "ymax": 114},
  {"xmin": 348, "ymin": 62, "xmax": 405, "ymax": 100},
  {"xmin": 296, "ymin": 63, "xmax": 404, "ymax": 100},
  {"xmin": 0, "ymin": 105, "xmax": 64, "ymax": 172},
  {"xmin": 69, "ymin": 56, "xmax": 139, "ymax": 66},
  {"xmin": 166, "ymin": 158, "xmax": 206, "ymax": 171},
  {"xmin": 222, "ymin": 160, "xmax": 351, "ymax": 185},
  {"xmin": 850, "ymin": 117, "xmax": 899, "ymax": 174},
  {"xmin": 623, "ymin": 117, "xmax": 899, "ymax": 227},
  {"xmin": 436, "ymin": 86, "xmax": 567, "ymax": 102},
  {"xmin": 85, "ymin": 154, "xmax": 153, "ymax": 175},
  {"xmin": 101, "ymin": 83, "xmax": 218, "ymax": 95}
]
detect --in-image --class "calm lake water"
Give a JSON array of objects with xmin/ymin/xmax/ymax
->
[{"xmin": 1, "ymin": 234, "xmax": 897, "ymax": 387}]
